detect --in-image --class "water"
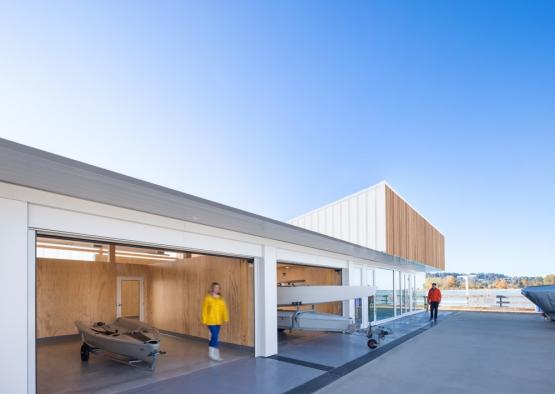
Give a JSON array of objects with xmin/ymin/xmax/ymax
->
[{"xmin": 438, "ymin": 289, "xmax": 535, "ymax": 309}]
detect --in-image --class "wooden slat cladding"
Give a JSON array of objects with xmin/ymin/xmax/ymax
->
[{"xmin": 385, "ymin": 186, "xmax": 445, "ymax": 270}]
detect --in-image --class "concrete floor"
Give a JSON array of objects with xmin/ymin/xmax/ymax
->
[
  {"xmin": 123, "ymin": 311, "xmax": 442, "ymax": 393},
  {"xmin": 37, "ymin": 312, "xmax": 454, "ymax": 393},
  {"xmin": 317, "ymin": 312, "xmax": 555, "ymax": 394},
  {"xmin": 277, "ymin": 311, "xmax": 443, "ymax": 368},
  {"xmin": 121, "ymin": 356, "xmax": 325, "ymax": 394},
  {"xmin": 37, "ymin": 333, "xmax": 252, "ymax": 393}
]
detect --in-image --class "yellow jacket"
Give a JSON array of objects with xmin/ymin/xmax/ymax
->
[{"xmin": 202, "ymin": 294, "xmax": 229, "ymax": 325}]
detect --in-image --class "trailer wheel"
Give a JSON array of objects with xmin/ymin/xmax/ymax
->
[
  {"xmin": 367, "ymin": 339, "xmax": 378, "ymax": 349},
  {"xmin": 80, "ymin": 343, "xmax": 90, "ymax": 362}
]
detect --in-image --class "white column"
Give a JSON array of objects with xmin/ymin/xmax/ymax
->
[
  {"xmin": 348, "ymin": 263, "xmax": 363, "ymax": 325},
  {"xmin": 27, "ymin": 230, "xmax": 36, "ymax": 393},
  {"xmin": 342, "ymin": 265, "xmax": 351, "ymax": 318},
  {"xmin": 0, "ymin": 198, "xmax": 29, "ymax": 393},
  {"xmin": 361, "ymin": 266, "xmax": 369, "ymax": 328},
  {"xmin": 254, "ymin": 245, "xmax": 277, "ymax": 357}
]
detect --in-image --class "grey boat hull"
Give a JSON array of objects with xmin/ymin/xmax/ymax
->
[
  {"xmin": 76, "ymin": 318, "xmax": 162, "ymax": 370},
  {"xmin": 278, "ymin": 310, "xmax": 354, "ymax": 332},
  {"xmin": 521, "ymin": 285, "xmax": 555, "ymax": 321}
]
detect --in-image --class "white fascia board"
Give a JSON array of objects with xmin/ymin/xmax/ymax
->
[
  {"xmin": 0, "ymin": 182, "xmax": 429, "ymax": 272},
  {"xmin": 29, "ymin": 204, "xmax": 263, "ymax": 259},
  {"xmin": 0, "ymin": 182, "xmax": 353, "ymax": 265},
  {"xmin": 275, "ymin": 248, "xmax": 348, "ymax": 269}
]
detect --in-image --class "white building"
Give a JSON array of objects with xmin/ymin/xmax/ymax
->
[{"xmin": 0, "ymin": 138, "xmax": 444, "ymax": 393}]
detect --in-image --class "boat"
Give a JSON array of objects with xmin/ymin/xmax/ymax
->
[
  {"xmin": 276, "ymin": 284, "xmax": 375, "ymax": 333},
  {"xmin": 278, "ymin": 309, "xmax": 354, "ymax": 332},
  {"xmin": 75, "ymin": 318, "xmax": 163, "ymax": 370},
  {"xmin": 521, "ymin": 285, "xmax": 555, "ymax": 321}
]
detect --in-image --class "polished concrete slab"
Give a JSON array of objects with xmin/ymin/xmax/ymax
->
[
  {"xmin": 38, "ymin": 312, "xmax": 449, "ymax": 393},
  {"xmin": 278, "ymin": 311, "xmax": 446, "ymax": 368},
  {"xmin": 37, "ymin": 333, "xmax": 252, "ymax": 393},
  {"xmin": 317, "ymin": 312, "xmax": 555, "ymax": 394},
  {"xmin": 122, "ymin": 357, "xmax": 325, "ymax": 394}
]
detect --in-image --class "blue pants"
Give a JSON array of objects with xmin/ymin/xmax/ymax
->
[
  {"xmin": 429, "ymin": 302, "xmax": 439, "ymax": 320},
  {"xmin": 208, "ymin": 325, "xmax": 221, "ymax": 348}
]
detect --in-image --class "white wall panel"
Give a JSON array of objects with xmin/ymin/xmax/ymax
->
[
  {"xmin": 0, "ymin": 198, "xmax": 29, "ymax": 393},
  {"xmin": 255, "ymin": 246, "xmax": 277, "ymax": 356},
  {"xmin": 289, "ymin": 182, "xmax": 387, "ymax": 252},
  {"xmin": 275, "ymin": 247, "xmax": 348, "ymax": 269},
  {"xmin": 29, "ymin": 204, "xmax": 263, "ymax": 258}
]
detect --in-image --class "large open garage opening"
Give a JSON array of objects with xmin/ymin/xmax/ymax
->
[
  {"xmin": 276, "ymin": 263, "xmax": 346, "ymax": 351},
  {"xmin": 276, "ymin": 263, "xmax": 381, "ymax": 368},
  {"xmin": 35, "ymin": 235, "xmax": 254, "ymax": 393}
]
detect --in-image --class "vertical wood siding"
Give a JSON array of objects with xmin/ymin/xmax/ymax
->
[{"xmin": 385, "ymin": 186, "xmax": 445, "ymax": 270}]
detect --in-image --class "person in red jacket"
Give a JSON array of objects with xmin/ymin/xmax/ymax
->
[{"xmin": 428, "ymin": 283, "xmax": 442, "ymax": 322}]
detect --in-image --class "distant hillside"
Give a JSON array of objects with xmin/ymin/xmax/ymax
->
[{"xmin": 425, "ymin": 272, "xmax": 555, "ymax": 289}]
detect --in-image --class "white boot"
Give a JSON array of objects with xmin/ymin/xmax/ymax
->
[
  {"xmin": 208, "ymin": 346, "xmax": 217, "ymax": 360},
  {"xmin": 213, "ymin": 348, "xmax": 223, "ymax": 361}
]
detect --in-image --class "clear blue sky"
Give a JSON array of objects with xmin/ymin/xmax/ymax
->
[{"xmin": 1, "ymin": 1, "xmax": 553, "ymax": 276}]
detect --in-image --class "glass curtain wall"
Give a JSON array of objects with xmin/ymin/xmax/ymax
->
[
  {"xmin": 375, "ymin": 268, "xmax": 395, "ymax": 320},
  {"xmin": 367, "ymin": 268, "xmax": 375, "ymax": 323},
  {"xmin": 395, "ymin": 271, "xmax": 402, "ymax": 316},
  {"xmin": 351, "ymin": 267, "xmax": 363, "ymax": 326},
  {"xmin": 415, "ymin": 272, "xmax": 426, "ymax": 309},
  {"xmin": 403, "ymin": 273, "xmax": 411, "ymax": 313},
  {"xmin": 411, "ymin": 274, "xmax": 417, "ymax": 310}
]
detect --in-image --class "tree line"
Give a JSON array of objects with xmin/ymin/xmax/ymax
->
[{"xmin": 424, "ymin": 272, "xmax": 555, "ymax": 290}]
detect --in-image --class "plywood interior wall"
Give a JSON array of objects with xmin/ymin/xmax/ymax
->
[
  {"xmin": 36, "ymin": 253, "xmax": 254, "ymax": 347},
  {"xmin": 277, "ymin": 263, "xmax": 342, "ymax": 315},
  {"xmin": 385, "ymin": 186, "xmax": 445, "ymax": 270},
  {"xmin": 36, "ymin": 258, "xmax": 149, "ymax": 338},
  {"xmin": 148, "ymin": 255, "xmax": 254, "ymax": 347}
]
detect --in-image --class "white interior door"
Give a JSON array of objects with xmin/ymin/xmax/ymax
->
[{"xmin": 116, "ymin": 276, "xmax": 144, "ymax": 321}]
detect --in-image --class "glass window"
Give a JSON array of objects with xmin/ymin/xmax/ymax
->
[
  {"xmin": 395, "ymin": 271, "xmax": 402, "ymax": 316},
  {"xmin": 375, "ymin": 268, "xmax": 395, "ymax": 320},
  {"xmin": 415, "ymin": 272, "xmax": 426, "ymax": 310},
  {"xmin": 368, "ymin": 295, "xmax": 375, "ymax": 323},
  {"xmin": 366, "ymin": 268, "xmax": 374, "ymax": 287},
  {"xmin": 411, "ymin": 274, "xmax": 417, "ymax": 310},
  {"xmin": 367, "ymin": 268, "xmax": 375, "ymax": 323},
  {"xmin": 36, "ymin": 237, "xmax": 110, "ymax": 262},
  {"xmin": 354, "ymin": 298, "xmax": 363, "ymax": 325},
  {"xmin": 350, "ymin": 267, "xmax": 363, "ymax": 325},
  {"xmin": 403, "ymin": 273, "xmax": 410, "ymax": 313}
]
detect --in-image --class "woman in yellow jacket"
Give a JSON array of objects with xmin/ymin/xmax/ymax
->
[{"xmin": 201, "ymin": 282, "xmax": 229, "ymax": 361}]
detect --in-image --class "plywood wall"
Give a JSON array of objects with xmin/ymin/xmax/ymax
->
[
  {"xmin": 36, "ymin": 254, "xmax": 254, "ymax": 347},
  {"xmin": 148, "ymin": 255, "xmax": 254, "ymax": 347},
  {"xmin": 277, "ymin": 263, "xmax": 342, "ymax": 315},
  {"xmin": 36, "ymin": 258, "xmax": 149, "ymax": 338},
  {"xmin": 385, "ymin": 186, "xmax": 445, "ymax": 270}
]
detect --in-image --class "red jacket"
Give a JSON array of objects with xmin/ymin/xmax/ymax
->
[{"xmin": 428, "ymin": 288, "xmax": 442, "ymax": 303}]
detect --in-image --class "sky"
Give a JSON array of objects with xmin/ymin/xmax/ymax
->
[{"xmin": 0, "ymin": 1, "xmax": 554, "ymax": 276}]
